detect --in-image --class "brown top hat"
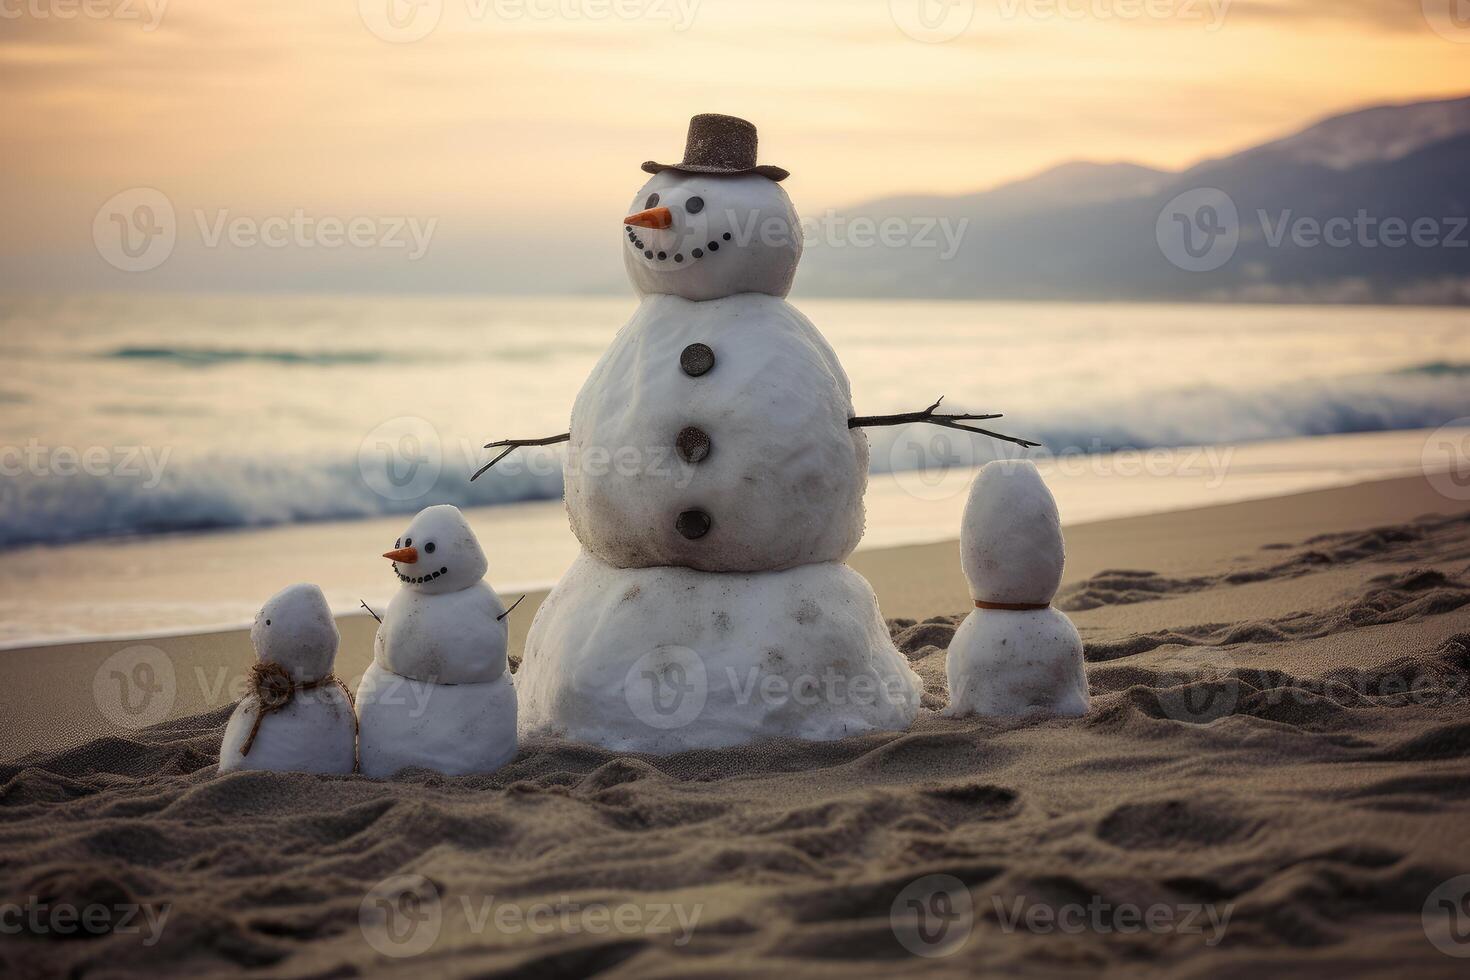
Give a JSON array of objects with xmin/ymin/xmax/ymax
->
[{"xmin": 642, "ymin": 114, "xmax": 790, "ymax": 182}]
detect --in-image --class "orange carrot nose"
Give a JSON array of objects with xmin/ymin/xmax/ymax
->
[
  {"xmin": 624, "ymin": 207, "xmax": 672, "ymax": 229},
  {"xmin": 383, "ymin": 546, "xmax": 417, "ymax": 563}
]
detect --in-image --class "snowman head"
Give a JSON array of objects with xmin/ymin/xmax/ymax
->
[
  {"xmin": 622, "ymin": 171, "xmax": 802, "ymax": 301},
  {"xmin": 251, "ymin": 583, "xmax": 339, "ymax": 683},
  {"xmin": 382, "ymin": 504, "xmax": 488, "ymax": 595},
  {"xmin": 960, "ymin": 460, "xmax": 1065, "ymax": 606}
]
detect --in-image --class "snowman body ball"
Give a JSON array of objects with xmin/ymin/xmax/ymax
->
[
  {"xmin": 945, "ymin": 461, "xmax": 1089, "ymax": 718},
  {"xmin": 219, "ymin": 583, "xmax": 357, "ymax": 774},
  {"xmin": 356, "ymin": 505, "xmax": 517, "ymax": 778}
]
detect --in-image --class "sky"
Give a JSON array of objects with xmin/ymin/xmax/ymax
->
[{"xmin": 1, "ymin": 0, "xmax": 1466, "ymax": 293}]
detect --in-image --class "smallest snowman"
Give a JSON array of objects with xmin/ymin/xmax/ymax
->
[
  {"xmin": 945, "ymin": 460, "xmax": 1089, "ymax": 718},
  {"xmin": 220, "ymin": 583, "xmax": 357, "ymax": 774}
]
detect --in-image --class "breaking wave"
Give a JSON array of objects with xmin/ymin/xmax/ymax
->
[{"xmin": 2, "ymin": 363, "xmax": 1467, "ymax": 550}]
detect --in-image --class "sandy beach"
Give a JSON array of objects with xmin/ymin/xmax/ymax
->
[{"xmin": 3, "ymin": 472, "xmax": 1468, "ymax": 975}]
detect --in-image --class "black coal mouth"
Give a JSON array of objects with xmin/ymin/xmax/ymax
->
[
  {"xmin": 395, "ymin": 563, "xmax": 450, "ymax": 585},
  {"xmin": 626, "ymin": 226, "xmax": 733, "ymax": 266}
]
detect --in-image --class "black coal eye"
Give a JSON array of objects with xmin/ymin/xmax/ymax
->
[
  {"xmin": 645, "ymin": 193, "xmax": 659, "ymax": 208},
  {"xmin": 425, "ymin": 542, "xmax": 435, "ymax": 554},
  {"xmin": 685, "ymin": 196, "xmax": 704, "ymax": 214},
  {"xmin": 265, "ymin": 619, "xmax": 271, "ymax": 626},
  {"xmin": 395, "ymin": 539, "xmax": 400, "ymax": 548},
  {"xmin": 404, "ymin": 537, "xmax": 412, "ymax": 547}
]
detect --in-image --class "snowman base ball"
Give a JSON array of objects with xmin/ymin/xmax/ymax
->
[
  {"xmin": 356, "ymin": 662, "xmax": 518, "ymax": 779},
  {"xmin": 517, "ymin": 552, "xmax": 921, "ymax": 754},
  {"xmin": 219, "ymin": 684, "xmax": 357, "ymax": 774},
  {"xmin": 943, "ymin": 606, "xmax": 1089, "ymax": 718}
]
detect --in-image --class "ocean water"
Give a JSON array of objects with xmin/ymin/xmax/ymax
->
[{"xmin": 2, "ymin": 292, "xmax": 1469, "ymax": 551}]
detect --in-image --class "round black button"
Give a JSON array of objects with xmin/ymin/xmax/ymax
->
[
  {"xmin": 679, "ymin": 343, "xmax": 715, "ymax": 377},
  {"xmin": 675, "ymin": 426, "xmax": 711, "ymax": 464},
  {"xmin": 675, "ymin": 509, "xmax": 711, "ymax": 540}
]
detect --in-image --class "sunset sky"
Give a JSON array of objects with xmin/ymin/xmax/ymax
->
[{"xmin": 2, "ymin": 0, "xmax": 1466, "ymax": 292}]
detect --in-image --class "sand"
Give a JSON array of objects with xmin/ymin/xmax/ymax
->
[{"xmin": 3, "ymin": 474, "xmax": 1470, "ymax": 975}]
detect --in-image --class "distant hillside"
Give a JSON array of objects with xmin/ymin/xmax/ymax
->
[
  {"xmin": 854, "ymin": 161, "xmax": 1171, "ymax": 218},
  {"xmin": 796, "ymin": 94, "xmax": 1470, "ymax": 304}
]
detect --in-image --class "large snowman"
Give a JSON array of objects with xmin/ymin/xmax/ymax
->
[{"xmin": 484, "ymin": 115, "xmax": 1030, "ymax": 753}]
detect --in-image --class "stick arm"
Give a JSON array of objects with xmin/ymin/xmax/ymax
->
[
  {"xmin": 848, "ymin": 397, "xmax": 1040, "ymax": 449},
  {"xmin": 472, "ymin": 396, "xmax": 1037, "ymax": 482},
  {"xmin": 470, "ymin": 433, "xmax": 571, "ymax": 481}
]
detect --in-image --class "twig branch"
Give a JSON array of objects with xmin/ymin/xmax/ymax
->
[
  {"xmin": 471, "ymin": 433, "xmax": 571, "ymax": 481},
  {"xmin": 359, "ymin": 600, "xmax": 382, "ymax": 624},
  {"xmin": 497, "ymin": 594, "xmax": 527, "ymax": 622},
  {"xmin": 470, "ymin": 397, "xmax": 1038, "ymax": 483},
  {"xmin": 849, "ymin": 396, "xmax": 1040, "ymax": 449}
]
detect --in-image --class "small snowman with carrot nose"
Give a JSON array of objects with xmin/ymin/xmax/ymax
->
[{"xmin": 355, "ymin": 504, "xmax": 519, "ymax": 777}]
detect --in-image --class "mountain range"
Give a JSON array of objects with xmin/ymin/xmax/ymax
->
[{"xmin": 795, "ymin": 94, "xmax": 1470, "ymax": 304}]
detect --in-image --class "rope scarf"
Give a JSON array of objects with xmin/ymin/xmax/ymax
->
[{"xmin": 239, "ymin": 661, "xmax": 357, "ymax": 757}]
